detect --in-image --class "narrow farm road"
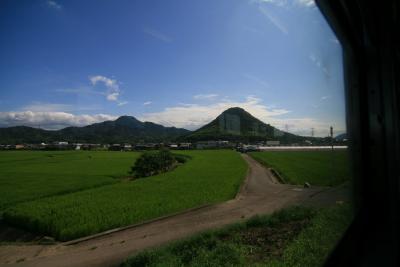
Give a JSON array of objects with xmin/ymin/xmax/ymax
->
[{"xmin": 0, "ymin": 154, "xmax": 349, "ymax": 267}]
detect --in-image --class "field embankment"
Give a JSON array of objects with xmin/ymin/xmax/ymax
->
[
  {"xmin": 2, "ymin": 150, "xmax": 247, "ymax": 241},
  {"xmin": 249, "ymin": 150, "xmax": 351, "ymax": 186}
]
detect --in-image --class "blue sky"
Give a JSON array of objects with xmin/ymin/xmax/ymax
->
[{"xmin": 0, "ymin": 0, "xmax": 345, "ymax": 136}]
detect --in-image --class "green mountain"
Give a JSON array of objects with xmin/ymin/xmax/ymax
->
[
  {"xmin": 335, "ymin": 133, "xmax": 347, "ymax": 141},
  {"xmin": 0, "ymin": 108, "xmax": 324, "ymax": 145},
  {"xmin": 183, "ymin": 107, "xmax": 307, "ymax": 143},
  {"xmin": 0, "ymin": 116, "xmax": 189, "ymax": 144}
]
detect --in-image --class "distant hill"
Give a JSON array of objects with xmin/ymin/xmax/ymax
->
[
  {"xmin": 335, "ymin": 133, "xmax": 347, "ymax": 141},
  {"xmin": 182, "ymin": 107, "xmax": 307, "ymax": 144},
  {"xmin": 0, "ymin": 109, "xmax": 332, "ymax": 145},
  {"xmin": 0, "ymin": 116, "xmax": 190, "ymax": 144}
]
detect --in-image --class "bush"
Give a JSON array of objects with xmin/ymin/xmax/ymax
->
[
  {"xmin": 130, "ymin": 149, "xmax": 177, "ymax": 178},
  {"xmin": 158, "ymin": 149, "xmax": 175, "ymax": 172},
  {"xmin": 173, "ymin": 153, "xmax": 191, "ymax": 164}
]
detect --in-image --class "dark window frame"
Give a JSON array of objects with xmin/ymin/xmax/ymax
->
[{"xmin": 316, "ymin": 1, "xmax": 399, "ymax": 266}]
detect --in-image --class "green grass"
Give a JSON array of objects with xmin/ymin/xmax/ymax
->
[
  {"xmin": 249, "ymin": 151, "xmax": 351, "ymax": 186},
  {"xmin": 3, "ymin": 150, "xmax": 247, "ymax": 241},
  {"xmin": 0, "ymin": 151, "xmax": 140, "ymax": 212},
  {"xmin": 121, "ymin": 204, "xmax": 352, "ymax": 267},
  {"xmin": 264, "ymin": 204, "xmax": 352, "ymax": 267}
]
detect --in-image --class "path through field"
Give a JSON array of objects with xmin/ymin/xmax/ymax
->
[{"xmin": 0, "ymin": 154, "xmax": 349, "ymax": 267}]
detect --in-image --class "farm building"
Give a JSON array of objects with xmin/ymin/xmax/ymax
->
[
  {"xmin": 179, "ymin": 143, "xmax": 192, "ymax": 149},
  {"xmin": 196, "ymin": 140, "xmax": 232, "ymax": 149},
  {"xmin": 109, "ymin": 144, "xmax": 122, "ymax": 151},
  {"xmin": 266, "ymin": 140, "xmax": 280, "ymax": 146},
  {"xmin": 123, "ymin": 144, "xmax": 132, "ymax": 151}
]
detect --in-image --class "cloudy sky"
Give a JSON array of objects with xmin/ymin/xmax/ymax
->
[{"xmin": 0, "ymin": 0, "xmax": 345, "ymax": 136}]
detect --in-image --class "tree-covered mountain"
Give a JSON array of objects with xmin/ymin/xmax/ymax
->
[
  {"xmin": 182, "ymin": 107, "xmax": 308, "ymax": 144},
  {"xmin": 0, "ymin": 108, "xmax": 333, "ymax": 145},
  {"xmin": 335, "ymin": 133, "xmax": 347, "ymax": 141},
  {"xmin": 0, "ymin": 116, "xmax": 190, "ymax": 144}
]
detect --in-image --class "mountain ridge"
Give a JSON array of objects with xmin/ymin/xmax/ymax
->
[
  {"xmin": 0, "ymin": 116, "xmax": 189, "ymax": 144},
  {"xmin": 0, "ymin": 108, "xmax": 316, "ymax": 144}
]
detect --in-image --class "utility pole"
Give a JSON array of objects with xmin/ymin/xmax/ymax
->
[
  {"xmin": 330, "ymin": 126, "xmax": 334, "ymax": 182},
  {"xmin": 311, "ymin": 128, "xmax": 314, "ymax": 137}
]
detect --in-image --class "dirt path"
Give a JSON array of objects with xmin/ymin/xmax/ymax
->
[{"xmin": 0, "ymin": 154, "xmax": 349, "ymax": 267}]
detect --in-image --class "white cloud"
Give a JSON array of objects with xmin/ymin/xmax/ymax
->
[
  {"xmin": 271, "ymin": 117, "xmax": 344, "ymax": 137},
  {"xmin": 140, "ymin": 96, "xmax": 290, "ymax": 130},
  {"xmin": 258, "ymin": 6, "xmax": 288, "ymax": 34},
  {"xmin": 140, "ymin": 96, "xmax": 344, "ymax": 136},
  {"xmin": 253, "ymin": 0, "xmax": 315, "ymax": 8},
  {"xmin": 107, "ymin": 92, "xmax": 119, "ymax": 101},
  {"xmin": 143, "ymin": 28, "xmax": 173, "ymax": 43},
  {"xmin": 309, "ymin": 53, "xmax": 329, "ymax": 76},
  {"xmin": 296, "ymin": 0, "xmax": 315, "ymax": 7},
  {"xmin": 312, "ymin": 95, "xmax": 331, "ymax": 108},
  {"xmin": 55, "ymin": 86, "xmax": 100, "ymax": 95},
  {"xmin": 0, "ymin": 97, "xmax": 345, "ymax": 136},
  {"xmin": 193, "ymin": 94, "xmax": 219, "ymax": 100},
  {"xmin": 21, "ymin": 103, "xmax": 74, "ymax": 112},
  {"xmin": 47, "ymin": 0, "xmax": 62, "ymax": 10},
  {"xmin": 117, "ymin": 101, "xmax": 128, "ymax": 106},
  {"xmin": 143, "ymin": 101, "xmax": 152, "ymax": 106},
  {"xmin": 330, "ymin": 37, "xmax": 340, "ymax": 45},
  {"xmin": 252, "ymin": 0, "xmax": 317, "ymax": 34},
  {"xmin": 0, "ymin": 111, "xmax": 117, "ymax": 130},
  {"xmin": 89, "ymin": 75, "xmax": 121, "ymax": 102},
  {"xmin": 90, "ymin": 75, "xmax": 119, "ymax": 91},
  {"xmin": 57, "ymin": 77, "xmax": 127, "ymax": 107},
  {"xmin": 19, "ymin": 102, "xmax": 100, "ymax": 112},
  {"xmin": 254, "ymin": 0, "xmax": 288, "ymax": 7}
]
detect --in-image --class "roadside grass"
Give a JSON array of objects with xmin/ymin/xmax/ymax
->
[
  {"xmin": 121, "ymin": 204, "xmax": 352, "ymax": 267},
  {"xmin": 3, "ymin": 150, "xmax": 247, "ymax": 241},
  {"xmin": 263, "ymin": 204, "xmax": 352, "ymax": 267},
  {"xmin": 0, "ymin": 151, "xmax": 140, "ymax": 213},
  {"xmin": 249, "ymin": 151, "xmax": 351, "ymax": 186}
]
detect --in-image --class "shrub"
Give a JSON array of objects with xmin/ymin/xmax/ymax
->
[
  {"xmin": 173, "ymin": 153, "xmax": 191, "ymax": 164},
  {"xmin": 158, "ymin": 149, "xmax": 175, "ymax": 172},
  {"xmin": 130, "ymin": 149, "xmax": 177, "ymax": 178}
]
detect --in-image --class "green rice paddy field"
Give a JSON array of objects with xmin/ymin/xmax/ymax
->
[
  {"xmin": 1, "ymin": 150, "xmax": 350, "ymax": 242},
  {"xmin": 249, "ymin": 150, "xmax": 351, "ymax": 186},
  {"xmin": 0, "ymin": 151, "xmax": 139, "ymax": 212},
  {"xmin": 1, "ymin": 150, "xmax": 247, "ymax": 241}
]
